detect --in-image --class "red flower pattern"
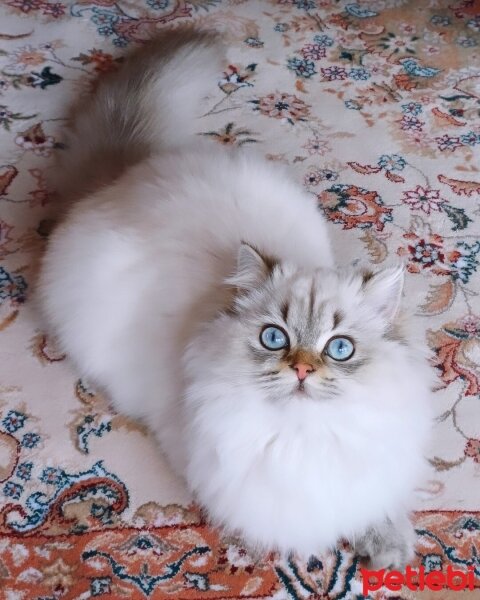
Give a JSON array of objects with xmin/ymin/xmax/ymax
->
[{"xmin": 428, "ymin": 315, "xmax": 480, "ymax": 396}]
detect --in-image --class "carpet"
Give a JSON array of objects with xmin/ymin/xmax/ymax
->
[{"xmin": 0, "ymin": 0, "xmax": 479, "ymax": 598}]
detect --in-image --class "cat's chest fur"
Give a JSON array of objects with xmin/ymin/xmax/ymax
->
[{"xmin": 183, "ymin": 359, "xmax": 430, "ymax": 556}]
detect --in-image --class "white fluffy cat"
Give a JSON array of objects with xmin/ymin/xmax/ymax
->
[{"xmin": 38, "ymin": 31, "xmax": 433, "ymax": 565}]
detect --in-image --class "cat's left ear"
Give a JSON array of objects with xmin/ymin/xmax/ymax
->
[
  {"xmin": 361, "ymin": 265, "xmax": 405, "ymax": 322},
  {"xmin": 226, "ymin": 242, "xmax": 279, "ymax": 291}
]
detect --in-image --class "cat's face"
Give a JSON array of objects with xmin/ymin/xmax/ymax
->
[{"xmin": 210, "ymin": 243, "xmax": 406, "ymax": 404}]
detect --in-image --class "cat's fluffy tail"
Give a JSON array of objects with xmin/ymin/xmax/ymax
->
[{"xmin": 57, "ymin": 30, "xmax": 224, "ymax": 200}]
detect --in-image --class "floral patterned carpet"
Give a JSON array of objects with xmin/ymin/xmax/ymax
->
[{"xmin": 1, "ymin": 0, "xmax": 480, "ymax": 598}]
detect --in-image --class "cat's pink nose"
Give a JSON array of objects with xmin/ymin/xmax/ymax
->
[{"xmin": 291, "ymin": 363, "xmax": 314, "ymax": 381}]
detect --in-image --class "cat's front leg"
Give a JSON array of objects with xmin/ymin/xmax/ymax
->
[{"xmin": 353, "ymin": 514, "xmax": 416, "ymax": 569}]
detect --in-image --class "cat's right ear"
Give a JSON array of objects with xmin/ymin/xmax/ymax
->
[
  {"xmin": 226, "ymin": 242, "xmax": 278, "ymax": 291},
  {"xmin": 361, "ymin": 265, "xmax": 405, "ymax": 323}
]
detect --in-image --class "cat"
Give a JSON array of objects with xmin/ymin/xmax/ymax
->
[{"xmin": 38, "ymin": 30, "xmax": 433, "ymax": 566}]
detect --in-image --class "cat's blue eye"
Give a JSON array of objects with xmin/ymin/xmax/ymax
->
[
  {"xmin": 325, "ymin": 336, "xmax": 355, "ymax": 361},
  {"xmin": 260, "ymin": 326, "xmax": 289, "ymax": 351}
]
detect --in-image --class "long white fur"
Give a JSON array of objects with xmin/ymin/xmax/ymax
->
[{"xmin": 38, "ymin": 33, "xmax": 433, "ymax": 561}]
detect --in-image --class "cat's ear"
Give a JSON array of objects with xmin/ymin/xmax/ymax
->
[
  {"xmin": 226, "ymin": 242, "xmax": 279, "ymax": 291},
  {"xmin": 361, "ymin": 265, "xmax": 404, "ymax": 322}
]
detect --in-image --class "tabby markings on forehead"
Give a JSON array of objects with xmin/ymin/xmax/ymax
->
[
  {"xmin": 308, "ymin": 279, "xmax": 316, "ymax": 323},
  {"xmin": 281, "ymin": 300, "xmax": 289, "ymax": 322},
  {"xmin": 333, "ymin": 310, "xmax": 343, "ymax": 329},
  {"xmin": 292, "ymin": 298, "xmax": 327, "ymax": 348}
]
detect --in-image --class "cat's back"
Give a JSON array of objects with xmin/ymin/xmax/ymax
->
[
  {"xmin": 50, "ymin": 143, "xmax": 332, "ymax": 272},
  {"xmin": 118, "ymin": 144, "xmax": 333, "ymax": 268}
]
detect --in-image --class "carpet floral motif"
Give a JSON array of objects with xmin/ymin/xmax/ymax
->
[{"xmin": 0, "ymin": 0, "xmax": 479, "ymax": 598}]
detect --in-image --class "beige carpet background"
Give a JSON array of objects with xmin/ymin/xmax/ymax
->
[{"xmin": 0, "ymin": 1, "xmax": 479, "ymax": 598}]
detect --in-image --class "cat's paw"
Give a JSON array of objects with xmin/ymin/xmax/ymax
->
[{"xmin": 353, "ymin": 516, "xmax": 415, "ymax": 570}]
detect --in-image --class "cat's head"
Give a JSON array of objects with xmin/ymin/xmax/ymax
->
[{"xmin": 187, "ymin": 242, "xmax": 407, "ymax": 404}]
